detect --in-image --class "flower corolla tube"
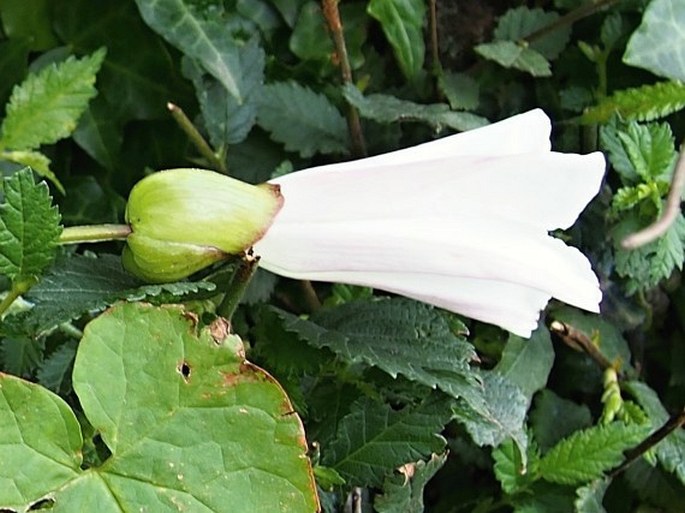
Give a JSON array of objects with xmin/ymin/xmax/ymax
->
[{"xmin": 124, "ymin": 109, "xmax": 605, "ymax": 338}]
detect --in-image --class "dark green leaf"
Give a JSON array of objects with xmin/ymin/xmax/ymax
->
[
  {"xmin": 530, "ymin": 390, "xmax": 592, "ymax": 453},
  {"xmin": 494, "ymin": 6, "xmax": 571, "ymax": 60},
  {"xmin": 492, "ymin": 436, "xmax": 540, "ymax": 494},
  {"xmin": 0, "ymin": 336, "xmax": 44, "ymax": 376},
  {"xmin": 344, "ymin": 84, "xmax": 489, "ymax": 131},
  {"xmin": 538, "ymin": 423, "xmax": 650, "ymax": 485},
  {"xmin": 475, "ymin": 41, "xmax": 551, "ymax": 77},
  {"xmin": 0, "ymin": 168, "xmax": 61, "ymax": 282},
  {"xmin": 624, "ymin": 459, "xmax": 685, "ymax": 511},
  {"xmin": 0, "ymin": 49, "xmax": 105, "ymax": 150},
  {"xmin": 36, "ymin": 341, "xmax": 77, "ymax": 392},
  {"xmin": 0, "ymin": 38, "xmax": 30, "ymax": 107},
  {"xmin": 367, "ymin": 0, "xmax": 426, "ymax": 79},
  {"xmin": 574, "ymin": 479, "xmax": 610, "ymax": 513},
  {"xmin": 623, "ymin": 0, "xmax": 685, "ymax": 82},
  {"xmin": 0, "ymin": 0, "xmax": 58, "ymax": 51},
  {"xmin": 72, "ymin": 97, "xmax": 124, "ymax": 172},
  {"xmin": 257, "ymin": 81, "xmax": 349, "ymax": 157},
  {"xmin": 439, "ymin": 72, "xmax": 479, "ymax": 111},
  {"xmin": 322, "ymin": 394, "xmax": 451, "ymax": 487}
]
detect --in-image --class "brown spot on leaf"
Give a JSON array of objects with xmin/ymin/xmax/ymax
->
[{"xmin": 209, "ymin": 317, "xmax": 231, "ymax": 344}]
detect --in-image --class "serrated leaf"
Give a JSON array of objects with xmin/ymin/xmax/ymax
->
[
  {"xmin": 134, "ymin": 0, "xmax": 248, "ymax": 101},
  {"xmin": 257, "ymin": 81, "xmax": 349, "ymax": 157},
  {"xmin": 374, "ymin": 452, "xmax": 448, "ymax": 513},
  {"xmin": 0, "ymin": 168, "xmax": 61, "ymax": 282},
  {"xmin": 0, "ymin": 303, "xmax": 319, "ymax": 511},
  {"xmin": 623, "ymin": 0, "xmax": 685, "ymax": 82},
  {"xmin": 475, "ymin": 41, "xmax": 552, "ymax": 77},
  {"xmin": 439, "ymin": 72, "xmax": 479, "ymax": 111},
  {"xmin": 322, "ymin": 394, "xmax": 451, "ymax": 487},
  {"xmin": 343, "ymin": 84, "xmax": 489, "ymax": 131},
  {"xmin": 624, "ymin": 459, "xmax": 685, "ymax": 510},
  {"xmin": 513, "ymin": 483, "xmax": 575, "ymax": 513},
  {"xmin": 0, "ymin": 149, "xmax": 63, "ymax": 193},
  {"xmin": 494, "ymin": 6, "xmax": 570, "ymax": 60},
  {"xmin": 0, "ymin": 336, "xmax": 44, "ymax": 376},
  {"xmin": 624, "ymin": 380, "xmax": 685, "ymax": 485},
  {"xmin": 182, "ymin": 37, "xmax": 264, "ymax": 148},
  {"xmin": 530, "ymin": 390, "xmax": 592, "ymax": 453},
  {"xmin": 19, "ymin": 254, "xmax": 216, "ymax": 335},
  {"xmin": 452, "ymin": 372, "xmax": 529, "ymax": 457},
  {"xmin": 367, "ymin": 0, "xmax": 426, "ymax": 79},
  {"xmin": 270, "ymin": 298, "xmax": 481, "ymax": 405},
  {"xmin": 0, "ymin": 49, "xmax": 105, "ymax": 150},
  {"xmin": 538, "ymin": 423, "xmax": 650, "ymax": 485},
  {"xmin": 613, "ymin": 212, "xmax": 685, "ymax": 294},
  {"xmin": 575, "ymin": 478, "xmax": 610, "ymax": 513},
  {"xmin": 36, "ymin": 341, "xmax": 77, "ymax": 392},
  {"xmin": 493, "ymin": 437, "xmax": 540, "ymax": 494},
  {"xmin": 582, "ymin": 81, "xmax": 685, "ymax": 124},
  {"xmin": 495, "ymin": 326, "xmax": 554, "ymax": 399}
]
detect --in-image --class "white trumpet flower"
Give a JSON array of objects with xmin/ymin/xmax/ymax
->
[{"xmin": 254, "ymin": 109, "xmax": 605, "ymax": 337}]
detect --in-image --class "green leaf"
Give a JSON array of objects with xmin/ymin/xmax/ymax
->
[
  {"xmin": 322, "ymin": 394, "xmax": 451, "ymax": 487},
  {"xmin": 72, "ymin": 97, "xmax": 124, "ymax": 172},
  {"xmin": 623, "ymin": 0, "xmax": 685, "ymax": 82},
  {"xmin": 134, "ymin": 0, "xmax": 249, "ymax": 101},
  {"xmin": 493, "ymin": 436, "xmax": 540, "ymax": 494},
  {"xmin": 0, "ymin": 149, "xmax": 63, "ymax": 193},
  {"xmin": 0, "ymin": 336, "xmax": 44, "ymax": 376},
  {"xmin": 624, "ymin": 380, "xmax": 685, "ymax": 484},
  {"xmin": 494, "ymin": 6, "xmax": 571, "ymax": 60},
  {"xmin": 574, "ymin": 479, "xmax": 610, "ymax": 513},
  {"xmin": 538, "ymin": 423, "xmax": 650, "ymax": 485},
  {"xmin": 0, "ymin": 302, "xmax": 320, "ymax": 511},
  {"xmin": 374, "ymin": 453, "xmax": 448, "ymax": 513},
  {"xmin": 0, "ymin": 49, "xmax": 105, "ymax": 150},
  {"xmin": 624, "ymin": 459, "xmax": 685, "ymax": 510},
  {"xmin": 0, "ymin": 38, "xmax": 30, "ymax": 107},
  {"xmin": 438, "ymin": 71, "xmax": 480, "ymax": 111},
  {"xmin": 182, "ymin": 37, "xmax": 264, "ymax": 148},
  {"xmin": 367, "ymin": 0, "xmax": 426, "ymax": 79},
  {"xmin": 343, "ymin": 84, "xmax": 489, "ymax": 131},
  {"xmin": 530, "ymin": 390, "xmax": 592, "ymax": 453},
  {"xmin": 475, "ymin": 41, "xmax": 552, "ymax": 77},
  {"xmin": 613, "ymin": 212, "xmax": 685, "ymax": 294},
  {"xmin": 273, "ymin": 298, "xmax": 481, "ymax": 404},
  {"xmin": 0, "ymin": 373, "xmax": 82, "ymax": 509},
  {"xmin": 495, "ymin": 326, "xmax": 554, "ymax": 399},
  {"xmin": 582, "ymin": 81, "xmax": 685, "ymax": 124},
  {"xmin": 36, "ymin": 341, "xmax": 77, "ymax": 392},
  {"xmin": 0, "ymin": 168, "xmax": 61, "ymax": 282},
  {"xmin": 452, "ymin": 372, "xmax": 529, "ymax": 458},
  {"xmin": 257, "ymin": 81, "xmax": 349, "ymax": 157},
  {"xmin": 19, "ymin": 254, "xmax": 216, "ymax": 335}
]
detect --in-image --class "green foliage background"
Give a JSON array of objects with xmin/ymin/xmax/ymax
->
[{"xmin": 1, "ymin": 0, "xmax": 685, "ymax": 512}]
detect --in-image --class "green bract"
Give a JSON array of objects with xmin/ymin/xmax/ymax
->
[{"xmin": 123, "ymin": 168, "xmax": 283, "ymax": 282}]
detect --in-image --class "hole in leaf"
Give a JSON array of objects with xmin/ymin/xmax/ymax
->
[
  {"xmin": 177, "ymin": 361, "xmax": 191, "ymax": 382},
  {"xmin": 28, "ymin": 498, "xmax": 55, "ymax": 510},
  {"xmin": 0, "ymin": 508, "xmax": 18, "ymax": 512}
]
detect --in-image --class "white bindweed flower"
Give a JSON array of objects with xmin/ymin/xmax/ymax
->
[{"xmin": 253, "ymin": 109, "xmax": 605, "ymax": 337}]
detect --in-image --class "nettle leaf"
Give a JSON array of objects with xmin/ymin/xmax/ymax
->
[
  {"xmin": 0, "ymin": 149, "xmax": 63, "ymax": 193},
  {"xmin": 0, "ymin": 168, "xmax": 61, "ymax": 282},
  {"xmin": 624, "ymin": 0, "xmax": 685, "ymax": 82},
  {"xmin": 613, "ymin": 212, "xmax": 685, "ymax": 294},
  {"xmin": 367, "ymin": 0, "xmax": 426, "ymax": 79},
  {"xmin": 374, "ymin": 452, "xmax": 448, "ymax": 513},
  {"xmin": 475, "ymin": 41, "xmax": 552, "ymax": 77},
  {"xmin": 183, "ymin": 37, "xmax": 264, "ymax": 148},
  {"xmin": 575, "ymin": 479, "xmax": 610, "ymax": 513},
  {"xmin": 134, "ymin": 0, "xmax": 248, "ymax": 101},
  {"xmin": 538, "ymin": 422, "xmax": 650, "ymax": 485},
  {"xmin": 20, "ymin": 254, "xmax": 216, "ymax": 335},
  {"xmin": 495, "ymin": 325, "xmax": 554, "ymax": 400},
  {"xmin": 494, "ymin": 6, "xmax": 571, "ymax": 60},
  {"xmin": 624, "ymin": 380, "xmax": 685, "ymax": 485},
  {"xmin": 0, "ymin": 48, "xmax": 105, "ymax": 150},
  {"xmin": 0, "ymin": 336, "xmax": 44, "ymax": 377},
  {"xmin": 530, "ymin": 390, "xmax": 592, "ymax": 453},
  {"xmin": 492, "ymin": 437, "xmax": 540, "ymax": 494},
  {"xmin": 322, "ymin": 394, "xmax": 451, "ymax": 487},
  {"xmin": 344, "ymin": 84, "xmax": 489, "ymax": 132},
  {"xmin": 0, "ymin": 303, "xmax": 319, "ymax": 511},
  {"xmin": 439, "ymin": 72, "xmax": 480, "ymax": 111},
  {"xmin": 257, "ymin": 81, "xmax": 349, "ymax": 157},
  {"xmin": 275, "ymin": 297, "xmax": 481, "ymax": 404},
  {"xmin": 582, "ymin": 81, "xmax": 685, "ymax": 124},
  {"xmin": 36, "ymin": 341, "xmax": 77, "ymax": 392}
]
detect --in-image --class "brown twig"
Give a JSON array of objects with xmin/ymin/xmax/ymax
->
[
  {"xmin": 622, "ymin": 144, "xmax": 685, "ymax": 249},
  {"xmin": 167, "ymin": 102, "xmax": 227, "ymax": 174},
  {"xmin": 549, "ymin": 320, "xmax": 614, "ymax": 371},
  {"xmin": 321, "ymin": 0, "xmax": 367, "ymax": 157},
  {"xmin": 609, "ymin": 407, "xmax": 685, "ymax": 477}
]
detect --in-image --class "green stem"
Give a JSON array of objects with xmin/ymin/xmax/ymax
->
[
  {"xmin": 59, "ymin": 224, "xmax": 132, "ymax": 244},
  {"xmin": 217, "ymin": 253, "xmax": 260, "ymax": 321},
  {"xmin": 167, "ymin": 102, "xmax": 227, "ymax": 174},
  {"xmin": 0, "ymin": 279, "xmax": 33, "ymax": 317}
]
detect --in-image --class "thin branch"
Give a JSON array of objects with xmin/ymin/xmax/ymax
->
[
  {"xmin": 549, "ymin": 320, "xmax": 614, "ymax": 371},
  {"xmin": 321, "ymin": 0, "xmax": 367, "ymax": 158},
  {"xmin": 610, "ymin": 407, "xmax": 685, "ymax": 477},
  {"xmin": 217, "ymin": 251, "xmax": 260, "ymax": 321},
  {"xmin": 167, "ymin": 102, "xmax": 227, "ymax": 174},
  {"xmin": 622, "ymin": 144, "xmax": 685, "ymax": 249},
  {"xmin": 429, "ymin": 0, "xmax": 440, "ymax": 72}
]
